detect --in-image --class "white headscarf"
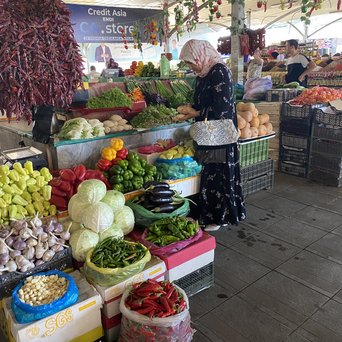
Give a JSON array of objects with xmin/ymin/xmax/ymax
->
[{"xmin": 179, "ymin": 39, "xmax": 225, "ymax": 78}]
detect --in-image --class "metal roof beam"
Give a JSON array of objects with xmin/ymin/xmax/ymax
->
[
  {"xmin": 308, "ymin": 17, "xmax": 342, "ymax": 38},
  {"xmin": 265, "ymin": 7, "xmax": 301, "ymax": 29}
]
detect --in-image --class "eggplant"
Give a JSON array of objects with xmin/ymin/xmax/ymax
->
[
  {"xmin": 148, "ymin": 189, "xmax": 175, "ymax": 198},
  {"xmin": 149, "ymin": 196, "xmax": 173, "ymax": 205},
  {"xmin": 144, "ymin": 181, "xmax": 170, "ymax": 190},
  {"xmin": 142, "ymin": 202, "xmax": 156, "ymax": 210},
  {"xmin": 152, "ymin": 204, "xmax": 178, "ymax": 213}
]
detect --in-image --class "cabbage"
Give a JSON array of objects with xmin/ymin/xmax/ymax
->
[
  {"xmin": 62, "ymin": 219, "xmax": 83, "ymax": 234},
  {"xmin": 68, "ymin": 194, "xmax": 89, "ymax": 222},
  {"xmin": 82, "ymin": 202, "xmax": 114, "ymax": 233},
  {"xmin": 69, "ymin": 228, "xmax": 99, "ymax": 262},
  {"xmin": 77, "ymin": 180, "xmax": 107, "ymax": 204},
  {"xmin": 101, "ymin": 190, "xmax": 125, "ymax": 212},
  {"xmin": 113, "ymin": 205, "xmax": 135, "ymax": 235},
  {"xmin": 99, "ymin": 223, "xmax": 124, "ymax": 241}
]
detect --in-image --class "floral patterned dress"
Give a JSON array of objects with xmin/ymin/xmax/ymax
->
[{"xmin": 193, "ymin": 63, "xmax": 246, "ymax": 225}]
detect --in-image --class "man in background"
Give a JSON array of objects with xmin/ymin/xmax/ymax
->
[
  {"xmin": 285, "ymin": 39, "xmax": 316, "ymax": 86},
  {"xmin": 95, "ymin": 43, "xmax": 112, "ymax": 63},
  {"xmin": 171, "ymin": 39, "xmax": 179, "ymax": 60}
]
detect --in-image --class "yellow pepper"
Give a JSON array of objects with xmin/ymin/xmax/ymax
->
[
  {"xmin": 16, "ymin": 205, "xmax": 27, "ymax": 216},
  {"xmin": 0, "ymin": 198, "xmax": 7, "ymax": 208},
  {"xmin": 43, "ymin": 201, "xmax": 51, "ymax": 210},
  {"xmin": 24, "ymin": 161, "xmax": 34, "ymax": 175},
  {"xmin": 33, "ymin": 201, "xmax": 44, "ymax": 214},
  {"xmin": 9, "ymin": 205, "xmax": 17, "ymax": 219},
  {"xmin": 32, "ymin": 170, "xmax": 41, "ymax": 178},
  {"xmin": 102, "ymin": 147, "xmax": 117, "ymax": 161},
  {"xmin": 0, "ymin": 176, "xmax": 10, "ymax": 185},
  {"xmin": 36, "ymin": 176, "xmax": 46, "ymax": 188},
  {"xmin": 26, "ymin": 204, "xmax": 36, "ymax": 216},
  {"xmin": 2, "ymin": 207, "xmax": 8, "ymax": 218},
  {"xmin": 49, "ymin": 205, "xmax": 57, "ymax": 216},
  {"xmin": 13, "ymin": 162, "xmax": 26, "ymax": 176},
  {"xmin": 22, "ymin": 191, "xmax": 32, "ymax": 203},
  {"xmin": 0, "ymin": 165, "xmax": 10, "ymax": 176},
  {"xmin": 40, "ymin": 167, "xmax": 53, "ymax": 182},
  {"xmin": 110, "ymin": 138, "xmax": 124, "ymax": 151},
  {"xmin": 3, "ymin": 194, "xmax": 12, "ymax": 205},
  {"xmin": 8, "ymin": 170, "xmax": 20, "ymax": 182}
]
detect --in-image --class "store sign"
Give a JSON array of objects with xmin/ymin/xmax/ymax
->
[{"xmin": 67, "ymin": 4, "xmax": 162, "ymax": 43}]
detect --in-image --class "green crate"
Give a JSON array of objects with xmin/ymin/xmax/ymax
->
[{"xmin": 239, "ymin": 139, "xmax": 270, "ymax": 167}]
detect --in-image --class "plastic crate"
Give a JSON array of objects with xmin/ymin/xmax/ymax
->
[
  {"xmin": 313, "ymin": 109, "xmax": 342, "ymax": 142},
  {"xmin": 242, "ymin": 173, "xmax": 274, "ymax": 196},
  {"xmin": 174, "ymin": 262, "xmax": 214, "ymax": 298},
  {"xmin": 279, "ymin": 161, "xmax": 308, "ymax": 178},
  {"xmin": 280, "ymin": 147, "xmax": 309, "ymax": 166},
  {"xmin": 0, "ymin": 248, "xmax": 72, "ymax": 299},
  {"xmin": 311, "ymin": 138, "xmax": 342, "ymax": 156},
  {"xmin": 280, "ymin": 133, "xmax": 310, "ymax": 151},
  {"xmin": 281, "ymin": 118, "xmax": 312, "ymax": 136},
  {"xmin": 239, "ymin": 139, "xmax": 270, "ymax": 167},
  {"xmin": 266, "ymin": 89, "xmax": 298, "ymax": 102},
  {"xmin": 281, "ymin": 103, "xmax": 323, "ymax": 119},
  {"xmin": 241, "ymin": 159, "xmax": 273, "ymax": 182},
  {"xmin": 308, "ymin": 167, "xmax": 342, "ymax": 187},
  {"xmin": 310, "ymin": 152, "xmax": 342, "ymax": 176}
]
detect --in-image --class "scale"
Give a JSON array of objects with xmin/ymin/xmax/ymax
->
[{"xmin": 0, "ymin": 146, "xmax": 48, "ymax": 170}]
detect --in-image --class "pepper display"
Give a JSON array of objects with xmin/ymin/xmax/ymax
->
[
  {"xmin": 90, "ymin": 237, "xmax": 147, "ymax": 269},
  {"xmin": 0, "ymin": 0, "xmax": 83, "ymax": 121},
  {"xmin": 125, "ymin": 280, "xmax": 187, "ymax": 318},
  {"xmin": 146, "ymin": 217, "xmax": 199, "ymax": 246}
]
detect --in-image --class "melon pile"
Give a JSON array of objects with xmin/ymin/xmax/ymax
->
[{"xmin": 237, "ymin": 102, "xmax": 273, "ymax": 139}]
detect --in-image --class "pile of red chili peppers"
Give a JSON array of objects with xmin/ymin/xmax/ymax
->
[
  {"xmin": 0, "ymin": 0, "xmax": 83, "ymax": 121},
  {"xmin": 125, "ymin": 280, "xmax": 187, "ymax": 319}
]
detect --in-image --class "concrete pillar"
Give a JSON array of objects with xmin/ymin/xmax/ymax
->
[{"xmin": 230, "ymin": 1, "xmax": 245, "ymax": 84}]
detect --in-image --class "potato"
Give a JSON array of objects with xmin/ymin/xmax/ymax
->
[
  {"xmin": 103, "ymin": 120, "xmax": 114, "ymax": 128},
  {"xmin": 239, "ymin": 111, "xmax": 253, "ymax": 122},
  {"xmin": 240, "ymin": 127, "xmax": 252, "ymax": 139},
  {"xmin": 250, "ymin": 116, "xmax": 260, "ymax": 128},
  {"xmin": 110, "ymin": 114, "xmax": 122, "ymax": 122},
  {"xmin": 237, "ymin": 115, "xmax": 247, "ymax": 129},
  {"xmin": 258, "ymin": 125, "xmax": 267, "ymax": 136},
  {"xmin": 251, "ymin": 127, "xmax": 258, "ymax": 138},
  {"xmin": 265, "ymin": 122, "xmax": 273, "ymax": 134},
  {"xmin": 259, "ymin": 114, "xmax": 270, "ymax": 125}
]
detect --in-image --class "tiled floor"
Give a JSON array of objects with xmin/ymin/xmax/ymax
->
[{"xmin": 190, "ymin": 172, "xmax": 342, "ymax": 342}]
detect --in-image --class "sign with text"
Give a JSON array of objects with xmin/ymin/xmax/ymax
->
[{"xmin": 68, "ymin": 4, "xmax": 162, "ymax": 44}]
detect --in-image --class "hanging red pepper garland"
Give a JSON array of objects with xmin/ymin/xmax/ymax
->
[{"xmin": 0, "ymin": 0, "xmax": 83, "ymax": 122}]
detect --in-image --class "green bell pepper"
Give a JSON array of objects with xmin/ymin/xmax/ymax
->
[
  {"xmin": 117, "ymin": 160, "xmax": 129, "ymax": 170},
  {"xmin": 123, "ymin": 180, "xmax": 133, "ymax": 192},
  {"xmin": 132, "ymin": 176, "xmax": 144, "ymax": 190},
  {"xmin": 123, "ymin": 170, "xmax": 134, "ymax": 180},
  {"xmin": 126, "ymin": 152, "xmax": 139, "ymax": 161},
  {"xmin": 110, "ymin": 165, "xmax": 124, "ymax": 176},
  {"xmin": 110, "ymin": 175, "xmax": 124, "ymax": 184},
  {"xmin": 112, "ymin": 183, "xmax": 124, "ymax": 192},
  {"xmin": 145, "ymin": 164, "xmax": 157, "ymax": 175}
]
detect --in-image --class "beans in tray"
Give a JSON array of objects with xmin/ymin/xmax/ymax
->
[{"xmin": 18, "ymin": 274, "xmax": 68, "ymax": 306}]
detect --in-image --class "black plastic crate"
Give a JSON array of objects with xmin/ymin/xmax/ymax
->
[
  {"xmin": 266, "ymin": 89, "xmax": 298, "ymax": 102},
  {"xmin": 280, "ymin": 147, "xmax": 309, "ymax": 166},
  {"xmin": 280, "ymin": 133, "xmax": 310, "ymax": 151},
  {"xmin": 279, "ymin": 161, "xmax": 308, "ymax": 178},
  {"xmin": 242, "ymin": 172, "xmax": 274, "ymax": 196},
  {"xmin": 174, "ymin": 262, "xmax": 214, "ymax": 298},
  {"xmin": 313, "ymin": 109, "xmax": 342, "ymax": 142},
  {"xmin": 281, "ymin": 103, "xmax": 323, "ymax": 119},
  {"xmin": 281, "ymin": 118, "xmax": 312, "ymax": 136},
  {"xmin": 310, "ymin": 152, "xmax": 342, "ymax": 176},
  {"xmin": 309, "ymin": 167, "xmax": 342, "ymax": 187},
  {"xmin": 241, "ymin": 159, "xmax": 273, "ymax": 182},
  {"xmin": 0, "ymin": 248, "xmax": 72, "ymax": 299},
  {"xmin": 311, "ymin": 138, "xmax": 342, "ymax": 156}
]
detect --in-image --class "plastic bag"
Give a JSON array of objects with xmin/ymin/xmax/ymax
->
[
  {"xmin": 83, "ymin": 244, "xmax": 151, "ymax": 287},
  {"xmin": 156, "ymin": 157, "xmax": 202, "ymax": 180},
  {"xmin": 126, "ymin": 200, "xmax": 190, "ymax": 228},
  {"xmin": 11, "ymin": 270, "xmax": 78, "ymax": 324},
  {"xmin": 243, "ymin": 76, "xmax": 273, "ymax": 101},
  {"xmin": 119, "ymin": 286, "xmax": 194, "ymax": 342},
  {"xmin": 140, "ymin": 227, "xmax": 203, "ymax": 258}
]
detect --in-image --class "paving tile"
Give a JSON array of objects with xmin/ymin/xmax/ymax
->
[
  {"xmin": 307, "ymin": 233, "xmax": 342, "ymax": 264},
  {"xmin": 243, "ymin": 204, "xmax": 284, "ymax": 230},
  {"xmin": 277, "ymin": 250, "xmax": 342, "ymax": 297},
  {"xmin": 189, "ymin": 283, "xmax": 235, "ymax": 321},
  {"xmin": 230, "ymin": 231, "xmax": 301, "ymax": 269},
  {"xmin": 284, "ymin": 332, "xmax": 313, "ymax": 342},
  {"xmin": 192, "ymin": 327, "xmax": 213, "ymax": 342},
  {"xmin": 252, "ymin": 194, "xmax": 307, "ymax": 217},
  {"xmin": 245, "ymin": 189, "xmax": 274, "ymax": 204},
  {"xmin": 197, "ymin": 310, "xmax": 250, "ymax": 342},
  {"xmin": 205, "ymin": 295, "xmax": 293, "ymax": 342},
  {"xmin": 317, "ymin": 197, "xmax": 342, "ymax": 215},
  {"xmin": 294, "ymin": 206, "xmax": 342, "ymax": 231},
  {"xmin": 262, "ymin": 218, "xmax": 326, "ymax": 248},
  {"xmin": 331, "ymin": 224, "xmax": 342, "ymax": 237},
  {"xmin": 296, "ymin": 321, "xmax": 342, "ymax": 342},
  {"xmin": 332, "ymin": 288, "xmax": 342, "ymax": 304},
  {"xmin": 214, "ymin": 248, "xmax": 270, "ymax": 291},
  {"xmin": 240, "ymin": 271, "xmax": 328, "ymax": 330}
]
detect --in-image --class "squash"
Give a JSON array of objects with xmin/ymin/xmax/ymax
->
[
  {"xmin": 243, "ymin": 103, "xmax": 256, "ymax": 112},
  {"xmin": 250, "ymin": 116, "xmax": 260, "ymax": 128},
  {"xmin": 238, "ymin": 128, "xmax": 241, "ymax": 138},
  {"xmin": 258, "ymin": 125, "xmax": 267, "ymax": 136},
  {"xmin": 236, "ymin": 102, "xmax": 245, "ymax": 111},
  {"xmin": 245, "ymin": 122, "xmax": 250, "ymax": 129},
  {"xmin": 237, "ymin": 115, "xmax": 247, "ymax": 129},
  {"xmin": 252, "ymin": 108, "xmax": 259, "ymax": 118},
  {"xmin": 240, "ymin": 127, "xmax": 252, "ymax": 139},
  {"xmin": 239, "ymin": 111, "xmax": 253, "ymax": 122},
  {"xmin": 265, "ymin": 122, "xmax": 273, "ymax": 134},
  {"xmin": 251, "ymin": 127, "xmax": 258, "ymax": 138},
  {"xmin": 259, "ymin": 113, "xmax": 270, "ymax": 125}
]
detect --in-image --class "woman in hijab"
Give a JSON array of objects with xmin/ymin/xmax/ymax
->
[{"xmin": 177, "ymin": 39, "xmax": 246, "ymax": 231}]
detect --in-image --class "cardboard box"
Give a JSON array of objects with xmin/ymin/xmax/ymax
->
[
  {"xmin": 95, "ymin": 257, "xmax": 166, "ymax": 319},
  {"xmin": 168, "ymin": 175, "xmax": 200, "ymax": 198},
  {"xmin": 4, "ymin": 271, "xmax": 103, "ymax": 342}
]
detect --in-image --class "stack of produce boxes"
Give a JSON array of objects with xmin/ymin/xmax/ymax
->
[{"xmin": 309, "ymin": 107, "xmax": 342, "ymax": 187}]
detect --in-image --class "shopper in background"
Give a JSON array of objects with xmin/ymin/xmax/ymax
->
[
  {"xmin": 171, "ymin": 39, "xmax": 179, "ymax": 60},
  {"xmin": 285, "ymin": 39, "xmax": 316, "ymax": 87},
  {"xmin": 88, "ymin": 65, "xmax": 101, "ymax": 82},
  {"xmin": 95, "ymin": 43, "xmax": 112, "ymax": 63},
  {"xmin": 176, "ymin": 39, "xmax": 246, "ymax": 231},
  {"xmin": 246, "ymin": 48, "xmax": 264, "ymax": 80},
  {"xmin": 101, "ymin": 58, "xmax": 124, "ymax": 77}
]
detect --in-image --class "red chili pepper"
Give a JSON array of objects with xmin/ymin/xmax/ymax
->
[
  {"xmin": 135, "ymin": 306, "xmax": 155, "ymax": 315},
  {"xmin": 59, "ymin": 180, "xmax": 72, "ymax": 192},
  {"xmin": 160, "ymin": 297, "xmax": 171, "ymax": 312},
  {"xmin": 167, "ymin": 287, "xmax": 175, "ymax": 299},
  {"xmin": 148, "ymin": 309, "xmax": 155, "ymax": 319},
  {"xmin": 60, "ymin": 169, "xmax": 76, "ymax": 182},
  {"xmin": 50, "ymin": 195, "xmax": 67, "ymax": 210},
  {"xmin": 73, "ymin": 164, "xmax": 86, "ymax": 181},
  {"xmin": 309, "ymin": 6, "xmax": 315, "ymax": 14},
  {"xmin": 116, "ymin": 148, "xmax": 128, "ymax": 159},
  {"xmin": 51, "ymin": 187, "xmax": 67, "ymax": 197},
  {"xmin": 97, "ymin": 159, "xmax": 112, "ymax": 171}
]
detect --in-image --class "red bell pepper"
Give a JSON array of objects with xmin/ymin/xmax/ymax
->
[
  {"xmin": 51, "ymin": 187, "xmax": 67, "ymax": 197},
  {"xmin": 97, "ymin": 159, "xmax": 112, "ymax": 171},
  {"xmin": 73, "ymin": 164, "xmax": 86, "ymax": 181},
  {"xmin": 60, "ymin": 169, "xmax": 76, "ymax": 182},
  {"xmin": 111, "ymin": 157, "xmax": 122, "ymax": 166},
  {"xmin": 116, "ymin": 148, "xmax": 128, "ymax": 160},
  {"xmin": 50, "ymin": 195, "xmax": 67, "ymax": 211},
  {"xmin": 59, "ymin": 180, "xmax": 72, "ymax": 192},
  {"xmin": 49, "ymin": 177, "xmax": 63, "ymax": 187}
]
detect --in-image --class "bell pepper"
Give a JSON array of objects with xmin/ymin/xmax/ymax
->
[
  {"xmin": 110, "ymin": 175, "xmax": 124, "ymax": 185},
  {"xmin": 116, "ymin": 148, "xmax": 128, "ymax": 159},
  {"xmin": 140, "ymin": 159, "xmax": 147, "ymax": 168},
  {"xmin": 110, "ymin": 165, "xmax": 124, "ymax": 176},
  {"xmin": 12, "ymin": 162, "xmax": 26, "ymax": 176},
  {"xmin": 0, "ymin": 189, "xmax": 4, "ymax": 197},
  {"xmin": 33, "ymin": 201, "xmax": 44, "ymax": 214},
  {"xmin": 16, "ymin": 205, "xmax": 27, "ymax": 216},
  {"xmin": 36, "ymin": 176, "xmax": 46, "ymax": 188},
  {"xmin": 123, "ymin": 170, "xmax": 134, "ymax": 180},
  {"xmin": 112, "ymin": 183, "xmax": 124, "ymax": 192},
  {"xmin": 11, "ymin": 184, "xmax": 22, "ymax": 195},
  {"xmin": 3, "ymin": 185, "xmax": 14, "ymax": 194},
  {"xmin": 12, "ymin": 195, "xmax": 28, "ymax": 206},
  {"xmin": 97, "ymin": 159, "xmax": 112, "ymax": 172},
  {"xmin": 73, "ymin": 164, "xmax": 86, "ymax": 181},
  {"xmin": 145, "ymin": 164, "xmax": 157, "ymax": 175},
  {"xmin": 60, "ymin": 169, "xmax": 76, "ymax": 182},
  {"xmin": 110, "ymin": 138, "xmax": 124, "ymax": 151},
  {"xmin": 0, "ymin": 198, "xmax": 7, "ymax": 208},
  {"xmin": 132, "ymin": 176, "xmax": 144, "ymax": 190},
  {"xmin": 42, "ymin": 185, "xmax": 52, "ymax": 201},
  {"xmin": 9, "ymin": 205, "xmax": 18, "ymax": 219},
  {"xmin": 3, "ymin": 194, "xmax": 12, "ymax": 205},
  {"xmin": 32, "ymin": 192, "xmax": 43, "ymax": 203},
  {"xmin": 144, "ymin": 175, "xmax": 154, "ymax": 184},
  {"xmin": 2, "ymin": 207, "xmax": 8, "ymax": 218},
  {"xmin": 49, "ymin": 205, "xmax": 57, "ymax": 216},
  {"xmin": 31, "ymin": 170, "xmax": 41, "ymax": 178},
  {"xmin": 8, "ymin": 170, "xmax": 20, "ymax": 182},
  {"xmin": 0, "ymin": 165, "xmax": 10, "ymax": 176},
  {"xmin": 40, "ymin": 167, "xmax": 53, "ymax": 182},
  {"xmin": 43, "ymin": 201, "xmax": 51, "ymax": 210},
  {"xmin": 24, "ymin": 161, "xmax": 34, "ymax": 175},
  {"xmin": 22, "ymin": 191, "xmax": 32, "ymax": 203},
  {"xmin": 49, "ymin": 177, "xmax": 62, "ymax": 187},
  {"xmin": 118, "ymin": 160, "xmax": 129, "ymax": 170},
  {"xmin": 123, "ymin": 180, "xmax": 133, "ymax": 192},
  {"xmin": 84, "ymin": 169, "xmax": 104, "ymax": 180},
  {"xmin": 126, "ymin": 152, "xmax": 139, "ymax": 161},
  {"xmin": 50, "ymin": 193, "xmax": 67, "ymax": 210},
  {"xmin": 26, "ymin": 178, "xmax": 37, "ymax": 187},
  {"xmin": 52, "ymin": 187, "xmax": 67, "ymax": 197},
  {"xmin": 17, "ymin": 178, "xmax": 27, "ymax": 191},
  {"xmin": 27, "ymin": 185, "xmax": 39, "ymax": 193},
  {"xmin": 59, "ymin": 180, "xmax": 72, "ymax": 192},
  {"xmin": 110, "ymin": 158, "xmax": 122, "ymax": 166},
  {"xmin": 102, "ymin": 147, "xmax": 117, "ymax": 161},
  {"xmin": 0, "ymin": 176, "xmax": 10, "ymax": 185},
  {"xmin": 26, "ymin": 204, "xmax": 36, "ymax": 216}
]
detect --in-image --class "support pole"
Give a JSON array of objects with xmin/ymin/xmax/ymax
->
[{"xmin": 230, "ymin": 1, "xmax": 245, "ymax": 84}]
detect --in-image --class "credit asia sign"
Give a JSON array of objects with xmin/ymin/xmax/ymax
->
[{"xmin": 67, "ymin": 4, "xmax": 162, "ymax": 43}]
